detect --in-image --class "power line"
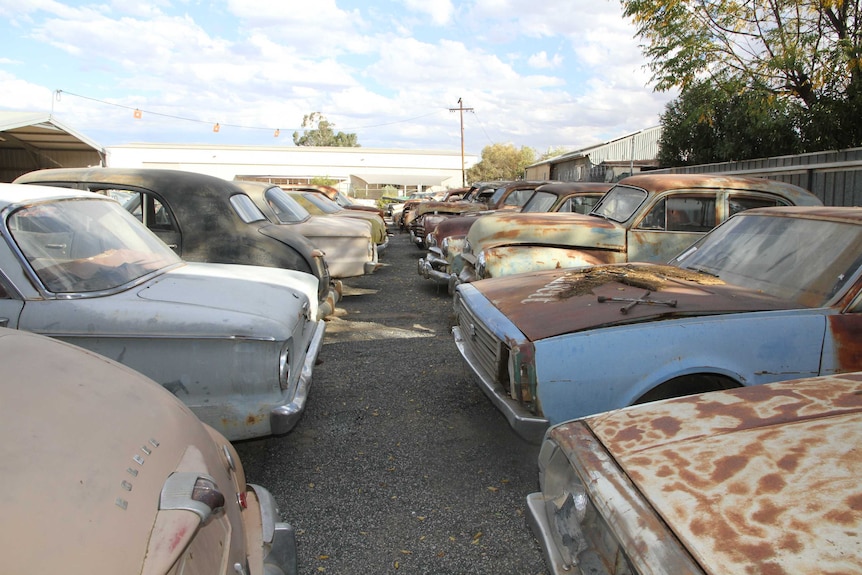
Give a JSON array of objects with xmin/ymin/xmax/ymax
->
[{"xmin": 53, "ymin": 89, "xmax": 452, "ymax": 136}]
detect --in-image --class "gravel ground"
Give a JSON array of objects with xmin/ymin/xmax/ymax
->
[{"xmin": 234, "ymin": 226, "xmax": 549, "ymax": 575}]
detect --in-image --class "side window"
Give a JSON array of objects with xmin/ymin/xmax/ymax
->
[
  {"xmin": 637, "ymin": 195, "xmax": 717, "ymax": 231},
  {"xmin": 728, "ymin": 195, "xmax": 783, "ymax": 217},
  {"xmin": 146, "ymin": 195, "xmax": 175, "ymax": 231},
  {"xmin": 666, "ymin": 196, "xmax": 716, "ymax": 232},
  {"xmin": 638, "ymin": 198, "xmax": 666, "ymax": 230}
]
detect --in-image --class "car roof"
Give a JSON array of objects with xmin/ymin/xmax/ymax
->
[
  {"xmin": 14, "ymin": 167, "xmax": 244, "ymax": 199},
  {"xmin": 615, "ymin": 172, "xmax": 820, "ymax": 204},
  {"xmin": 738, "ymin": 205, "xmax": 862, "ymax": 223},
  {"xmin": 0, "ymin": 181, "xmax": 106, "ymax": 210}
]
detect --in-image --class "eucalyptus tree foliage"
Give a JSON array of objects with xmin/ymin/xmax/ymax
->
[
  {"xmin": 293, "ymin": 112, "xmax": 360, "ymax": 147},
  {"xmin": 621, "ymin": 0, "xmax": 862, "ymax": 108},
  {"xmin": 466, "ymin": 143, "xmax": 536, "ymax": 183}
]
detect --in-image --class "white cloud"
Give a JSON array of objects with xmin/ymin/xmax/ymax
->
[{"xmin": 528, "ymin": 51, "xmax": 563, "ymax": 69}]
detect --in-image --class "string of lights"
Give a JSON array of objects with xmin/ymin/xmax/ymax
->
[{"xmin": 53, "ymin": 89, "xmax": 453, "ymax": 137}]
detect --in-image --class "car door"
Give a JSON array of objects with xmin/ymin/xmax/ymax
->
[
  {"xmin": 92, "ymin": 188, "xmax": 183, "ymax": 255},
  {"xmin": 627, "ymin": 192, "xmax": 717, "ymax": 262},
  {"xmin": 0, "ymin": 277, "xmax": 24, "ymax": 329}
]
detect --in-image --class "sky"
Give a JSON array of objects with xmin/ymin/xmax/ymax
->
[{"xmin": 0, "ymin": 0, "xmax": 677, "ymax": 156}]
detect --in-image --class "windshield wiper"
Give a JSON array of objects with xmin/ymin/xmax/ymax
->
[{"xmin": 683, "ymin": 265, "xmax": 720, "ymax": 278}]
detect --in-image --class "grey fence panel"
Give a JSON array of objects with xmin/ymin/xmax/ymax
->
[{"xmin": 649, "ymin": 148, "xmax": 862, "ymax": 206}]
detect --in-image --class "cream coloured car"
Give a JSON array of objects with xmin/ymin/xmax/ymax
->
[{"xmin": 0, "ymin": 327, "xmax": 297, "ymax": 574}]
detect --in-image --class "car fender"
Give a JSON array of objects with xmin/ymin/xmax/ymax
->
[{"xmin": 533, "ymin": 309, "xmax": 829, "ymax": 426}]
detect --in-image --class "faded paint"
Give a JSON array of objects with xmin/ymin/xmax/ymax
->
[
  {"xmin": 580, "ymin": 374, "xmax": 862, "ymax": 575},
  {"xmin": 459, "ymin": 173, "xmax": 823, "ymax": 284}
]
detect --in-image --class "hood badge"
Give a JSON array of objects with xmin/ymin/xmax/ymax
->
[{"xmin": 597, "ymin": 290, "xmax": 677, "ymax": 314}]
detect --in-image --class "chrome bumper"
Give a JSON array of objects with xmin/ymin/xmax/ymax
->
[
  {"xmin": 452, "ymin": 325, "xmax": 549, "ymax": 444},
  {"xmin": 417, "ymin": 255, "xmax": 453, "ymax": 286},
  {"xmin": 270, "ymin": 318, "xmax": 326, "ymax": 436},
  {"xmin": 248, "ymin": 483, "xmax": 299, "ymax": 575}
]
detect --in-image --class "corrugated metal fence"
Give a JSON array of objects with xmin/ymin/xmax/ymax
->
[{"xmin": 649, "ymin": 147, "xmax": 862, "ymax": 207}]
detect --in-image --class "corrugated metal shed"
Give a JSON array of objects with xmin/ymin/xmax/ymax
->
[
  {"xmin": 525, "ymin": 126, "xmax": 662, "ymax": 182},
  {"xmin": 0, "ymin": 111, "xmax": 105, "ymax": 182}
]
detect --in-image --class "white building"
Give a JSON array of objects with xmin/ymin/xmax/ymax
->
[{"xmin": 106, "ymin": 143, "xmax": 477, "ymax": 197}]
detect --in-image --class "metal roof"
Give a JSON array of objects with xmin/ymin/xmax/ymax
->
[{"xmin": 0, "ymin": 111, "xmax": 105, "ymax": 182}]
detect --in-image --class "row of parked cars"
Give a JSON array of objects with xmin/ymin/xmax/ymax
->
[
  {"xmin": 1, "ymin": 167, "xmax": 390, "ymax": 574},
  {"xmin": 405, "ymin": 174, "xmax": 862, "ymax": 574}
]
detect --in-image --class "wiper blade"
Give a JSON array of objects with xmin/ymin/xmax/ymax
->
[{"xmin": 684, "ymin": 265, "xmax": 720, "ymax": 278}]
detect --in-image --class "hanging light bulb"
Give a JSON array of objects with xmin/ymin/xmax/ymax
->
[
  {"xmin": 274, "ymin": 129, "xmax": 280, "ymax": 137},
  {"xmin": 213, "ymin": 123, "xmax": 220, "ymax": 133},
  {"xmin": 133, "ymin": 109, "xmax": 142, "ymax": 119}
]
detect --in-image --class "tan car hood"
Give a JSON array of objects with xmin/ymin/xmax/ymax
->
[
  {"xmin": 583, "ymin": 374, "xmax": 862, "ymax": 575},
  {"xmin": 471, "ymin": 263, "xmax": 798, "ymax": 341},
  {"xmin": 2, "ymin": 329, "xmax": 211, "ymax": 572}
]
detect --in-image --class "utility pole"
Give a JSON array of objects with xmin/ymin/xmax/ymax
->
[{"xmin": 450, "ymin": 98, "xmax": 473, "ymax": 187}]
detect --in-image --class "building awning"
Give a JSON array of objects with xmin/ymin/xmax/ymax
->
[
  {"xmin": 351, "ymin": 173, "xmax": 453, "ymax": 187},
  {"xmin": 0, "ymin": 111, "xmax": 105, "ymax": 181}
]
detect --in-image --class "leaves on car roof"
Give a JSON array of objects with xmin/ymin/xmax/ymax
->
[{"xmin": 555, "ymin": 264, "xmax": 725, "ymax": 299}]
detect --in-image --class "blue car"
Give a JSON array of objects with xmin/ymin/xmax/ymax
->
[{"xmin": 453, "ymin": 206, "xmax": 862, "ymax": 443}]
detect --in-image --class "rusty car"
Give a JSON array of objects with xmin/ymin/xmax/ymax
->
[
  {"xmin": 418, "ymin": 182, "xmax": 611, "ymax": 293},
  {"xmin": 234, "ymin": 181, "xmax": 379, "ymax": 278},
  {"xmin": 0, "ymin": 182, "xmax": 325, "ymax": 441},
  {"xmin": 456, "ymin": 173, "xmax": 822, "ymax": 287},
  {"xmin": 453, "ymin": 206, "xmax": 862, "ymax": 443},
  {"xmin": 528, "ymin": 372, "xmax": 862, "ymax": 575},
  {"xmin": 408, "ymin": 181, "xmax": 550, "ymax": 249},
  {"xmin": 286, "ymin": 188, "xmax": 390, "ymax": 253},
  {"xmin": 0, "ymin": 327, "xmax": 298, "ymax": 574},
  {"xmin": 14, "ymin": 167, "xmax": 340, "ymax": 319}
]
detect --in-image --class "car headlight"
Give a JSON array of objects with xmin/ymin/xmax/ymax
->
[
  {"xmin": 476, "ymin": 250, "xmax": 487, "ymax": 279},
  {"xmin": 540, "ymin": 441, "xmax": 635, "ymax": 574}
]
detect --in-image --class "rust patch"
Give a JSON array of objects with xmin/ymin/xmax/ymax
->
[{"xmin": 552, "ymin": 264, "xmax": 724, "ymax": 299}]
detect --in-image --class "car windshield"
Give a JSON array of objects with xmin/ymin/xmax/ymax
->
[
  {"xmin": 671, "ymin": 212, "xmax": 862, "ymax": 307},
  {"xmin": 299, "ymin": 192, "xmax": 341, "ymax": 214},
  {"xmin": 7, "ymin": 198, "xmax": 181, "ymax": 294},
  {"xmin": 265, "ymin": 187, "xmax": 312, "ymax": 223},
  {"xmin": 590, "ymin": 185, "xmax": 648, "ymax": 222},
  {"xmin": 521, "ymin": 191, "xmax": 558, "ymax": 213}
]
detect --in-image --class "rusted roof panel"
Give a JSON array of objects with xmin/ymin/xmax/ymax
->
[{"xmin": 582, "ymin": 373, "xmax": 862, "ymax": 575}]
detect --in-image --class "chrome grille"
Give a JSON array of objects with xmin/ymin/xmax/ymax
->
[{"xmin": 457, "ymin": 298, "xmax": 509, "ymax": 386}]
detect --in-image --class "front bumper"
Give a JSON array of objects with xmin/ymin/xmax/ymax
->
[
  {"xmin": 452, "ymin": 325, "xmax": 549, "ymax": 443},
  {"xmin": 270, "ymin": 318, "xmax": 326, "ymax": 436},
  {"xmin": 317, "ymin": 280, "xmax": 342, "ymax": 320},
  {"xmin": 247, "ymin": 483, "xmax": 298, "ymax": 575},
  {"xmin": 417, "ymin": 253, "xmax": 453, "ymax": 286}
]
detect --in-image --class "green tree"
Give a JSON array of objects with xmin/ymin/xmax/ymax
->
[
  {"xmin": 466, "ymin": 143, "xmax": 536, "ymax": 183},
  {"xmin": 622, "ymin": 0, "xmax": 862, "ymax": 149},
  {"xmin": 293, "ymin": 112, "xmax": 360, "ymax": 147},
  {"xmin": 538, "ymin": 146, "xmax": 569, "ymax": 161},
  {"xmin": 658, "ymin": 80, "xmax": 803, "ymax": 166}
]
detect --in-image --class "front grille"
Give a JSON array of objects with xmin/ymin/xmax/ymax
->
[{"xmin": 457, "ymin": 299, "xmax": 509, "ymax": 387}]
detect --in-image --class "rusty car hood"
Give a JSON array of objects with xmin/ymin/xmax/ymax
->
[
  {"xmin": 466, "ymin": 211, "xmax": 625, "ymax": 252},
  {"xmin": 575, "ymin": 373, "xmax": 862, "ymax": 575},
  {"xmin": 471, "ymin": 263, "xmax": 799, "ymax": 341}
]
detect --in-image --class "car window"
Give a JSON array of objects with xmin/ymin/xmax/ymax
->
[
  {"xmin": 265, "ymin": 187, "xmax": 311, "ymax": 223},
  {"xmin": 590, "ymin": 185, "xmax": 647, "ymax": 222},
  {"xmin": 230, "ymin": 194, "xmax": 267, "ymax": 223},
  {"xmin": 503, "ymin": 189, "xmax": 534, "ymax": 206},
  {"xmin": 560, "ymin": 195, "xmax": 602, "ymax": 214},
  {"xmin": 8, "ymin": 199, "xmax": 181, "ymax": 293},
  {"xmin": 728, "ymin": 194, "xmax": 786, "ymax": 217},
  {"xmin": 521, "ymin": 191, "xmax": 557, "ymax": 213},
  {"xmin": 637, "ymin": 195, "xmax": 717, "ymax": 231}
]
